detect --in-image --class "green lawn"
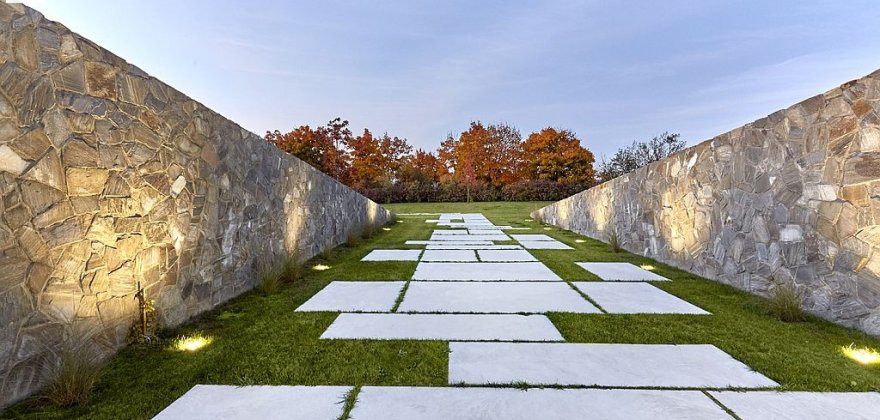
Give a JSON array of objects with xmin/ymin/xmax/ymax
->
[{"xmin": 6, "ymin": 201, "xmax": 880, "ymax": 419}]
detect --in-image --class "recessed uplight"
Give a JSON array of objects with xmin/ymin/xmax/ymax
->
[
  {"xmin": 312, "ymin": 264, "xmax": 331, "ymax": 271},
  {"xmin": 640, "ymin": 265, "xmax": 656, "ymax": 271},
  {"xmin": 172, "ymin": 334, "xmax": 212, "ymax": 352},
  {"xmin": 382, "ymin": 227, "xmax": 391, "ymax": 231},
  {"xmin": 575, "ymin": 239, "xmax": 586, "ymax": 243},
  {"xmin": 842, "ymin": 344, "xmax": 880, "ymax": 365}
]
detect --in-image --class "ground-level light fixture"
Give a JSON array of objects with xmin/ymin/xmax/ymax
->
[
  {"xmin": 312, "ymin": 264, "xmax": 331, "ymax": 271},
  {"xmin": 640, "ymin": 264, "xmax": 656, "ymax": 271},
  {"xmin": 173, "ymin": 334, "xmax": 212, "ymax": 352},
  {"xmin": 842, "ymin": 344, "xmax": 880, "ymax": 366}
]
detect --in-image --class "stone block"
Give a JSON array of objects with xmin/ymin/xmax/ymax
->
[{"xmin": 65, "ymin": 167, "xmax": 108, "ymax": 196}]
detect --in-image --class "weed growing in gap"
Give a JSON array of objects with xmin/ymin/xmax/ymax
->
[
  {"xmin": 766, "ymin": 284, "xmax": 806, "ymax": 322},
  {"xmin": 42, "ymin": 327, "xmax": 103, "ymax": 407}
]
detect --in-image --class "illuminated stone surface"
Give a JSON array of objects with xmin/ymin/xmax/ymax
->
[
  {"xmin": 321, "ymin": 314, "xmax": 563, "ymax": 341},
  {"xmin": 573, "ymin": 283, "xmax": 709, "ymax": 314},
  {"xmin": 397, "ymin": 282, "xmax": 599, "ymax": 313},
  {"xmin": 295, "ymin": 281, "xmax": 405, "ymax": 312},
  {"xmin": 710, "ymin": 391, "xmax": 880, "ymax": 420},
  {"xmin": 361, "ymin": 249, "xmax": 422, "ymax": 261},
  {"xmin": 154, "ymin": 385, "xmax": 350, "ymax": 420},
  {"xmin": 350, "ymin": 387, "xmax": 731, "ymax": 420},
  {"xmin": 412, "ymin": 262, "xmax": 563, "ymax": 281},
  {"xmin": 449, "ymin": 342, "xmax": 778, "ymax": 387},
  {"xmin": 576, "ymin": 262, "xmax": 670, "ymax": 281}
]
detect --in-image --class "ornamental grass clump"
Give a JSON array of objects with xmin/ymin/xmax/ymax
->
[
  {"xmin": 279, "ymin": 251, "xmax": 303, "ymax": 283},
  {"xmin": 42, "ymin": 329, "xmax": 103, "ymax": 407},
  {"xmin": 766, "ymin": 284, "xmax": 806, "ymax": 322},
  {"xmin": 256, "ymin": 262, "xmax": 283, "ymax": 296},
  {"xmin": 605, "ymin": 225, "xmax": 621, "ymax": 253}
]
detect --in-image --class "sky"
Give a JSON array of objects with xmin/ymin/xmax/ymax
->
[{"xmin": 18, "ymin": 0, "xmax": 880, "ymax": 158}]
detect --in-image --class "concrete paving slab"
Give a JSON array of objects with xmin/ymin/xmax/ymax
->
[
  {"xmin": 397, "ymin": 282, "xmax": 599, "ymax": 313},
  {"xmin": 412, "ymin": 262, "xmax": 562, "ymax": 281},
  {"xmin": 576, "ymin": 262, "xmax": 670, "ymax": 281},
  {"xmin": 468, "ymin": 229, "xmax": 505, "ymax": 235},
  {"xmin": 295, "ymin": 281, "xmax": 405, "ymax": 312},
  {"xmin": 510, "ymin": 234, "xmax": 556, "ymax": 241},
  {"xmin": 361, "ymin": 250, "xmax": 422, "ymax": 262},
  {"xmin": 426, "ymin": 244, "xmax": 523, "ymax": 250},
  {"xmin": 429, "ymin": 234, "xmax": 510, "ymax": 241},
  {"xmin": 321, "ymin": 313, "xmax": 563, "ymax": 341},
  {"xmin": 477, "ymin": 249, "xmax": 537, "ymax": 262},
  {"xmin": 407, "ymin": 240, "xmax": 494, "ymax": 246},
  {"xmin": 573, "ymin": 283, "xmax": 709, "ymax": 314},
  {"xmin": 710, "ymin": 391, "xmax": 880, "ymax": 420},
  {"xmin": 350, "ymin": 387, "xmax": 731, "ymax": 420},
  {"xmin": 433, "ymin": 230, "xmax": 469, "ymax": 235},
  {"xmin": 449, "ymin": 342, "xmax": 778, "ymax": 388},
  {"xmin": 421, "ymin": 250, "xmax": 478, "ymax": 262},
  {"xmin": 519, "ymin": 241, "xmax": 573, "ymax": 250},
  {"xmin": 154, "ymin": 385, "xmax": 350, "ymax": 420}
]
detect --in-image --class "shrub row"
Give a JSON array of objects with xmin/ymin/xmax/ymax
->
[{"xmin": 359, "ymin": 179, "xmax": 590, "ymax": 203}]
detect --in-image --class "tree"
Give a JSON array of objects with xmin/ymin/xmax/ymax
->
[
  {"xmin": 597, "ymin": 132, "xmax": 684, "ymax": 182},
  {"xmin": 521, "ymin": 127, "xmax": 595, "ymax": 185},
  {"xmin": 266, "ymin": 125, "xmax": 332, "ymax": 173}
]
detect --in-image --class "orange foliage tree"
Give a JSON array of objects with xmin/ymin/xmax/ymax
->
[{"xmin": 521, "ymin": 127, "xmax": 595, "ymax": 184}]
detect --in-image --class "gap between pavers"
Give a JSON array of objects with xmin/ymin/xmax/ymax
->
[
  {"xmin": 421, "ymin": 249, "xmax": 479, "ymax": 262},
  {"xmin": 448, "ymin": 342, "xmax": 778, "ymax": 388},
  {"xmin": 709, "ymin": 391, "xmax": 880, "ymax": 420},
  {"xmin": 320, "ymin": 313, "xmax": 563, "ymax": 341},
  {"xmin": 412, "ymin": 262, "xmax": 563, "ymax": 281},
  {"xmin": 572, "ymin": 282, "xmax": 709, "ymax": 314},
  {"xmin": 153, "ymin": 385, "xmax": 351, "ymax": 420},
  {"xmin": 295, "ymin": 281, "xmax": 405, "ymax": 312},
  {"xmin": 396, "ymin": 281, "xmax": 600, "ymax": 313},
  {"xmin": 349, "ymin": 387, "xmax": 732, "ymax": 420},
  {"xmin": 576, "ymin": 262, "xmax": 670, "ymax": 281},
  {"xmin": 361, "ymin": 249, "xmax": 422, "ymax": 262}
]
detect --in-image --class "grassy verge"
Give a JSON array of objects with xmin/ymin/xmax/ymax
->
[{"xmin": 6, "ymin": 201, "xmax": 880, "ymax": 418}]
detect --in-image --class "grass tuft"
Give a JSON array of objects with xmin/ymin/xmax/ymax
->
[
  {"xmin": 256, "ymin": 262, "xmax": 283, "ymax": 296},
  {"xmin": 279, "ymin": 251, "xmax": 304, "ymax": 283},
  {"xmin": 605, "ymin": 225, "xmax": 621, "ymax": 253},
  {"xmin": 766, "ymin": 284, "xmax": 806, "ymax": 322},
  {"xmin": 42, "ymin": 330, "xmax": 103, "ymax": 407},
  {"xmin": 346, "ymin": 230, "xmax": 363, "ymax": 247}
]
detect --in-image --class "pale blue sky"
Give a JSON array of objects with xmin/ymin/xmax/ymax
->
[{"xmin": 20, "ymin": 0, "xmax": 880, "ymax": 158}]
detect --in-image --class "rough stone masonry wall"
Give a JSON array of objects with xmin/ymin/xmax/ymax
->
[
  {"xmin": 534, "ymin": 69, "xmax": 880, "ymax": 337},
  {"xmin": 0, "ymin": 3, "xmax": 390, "ymax": 407}
]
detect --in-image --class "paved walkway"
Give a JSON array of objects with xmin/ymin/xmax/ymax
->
[{"xmin": 155, "ymin": 213, "xmax": 880, "ymax": 419}]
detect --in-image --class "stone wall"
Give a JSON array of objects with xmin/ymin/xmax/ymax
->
[
  {"xmin": 0, "ymin": 3, "xmax": 390, "ymax": 408},
  {"xmin": 534, "ymin": 69, "xmax": 880, "ymax": 337}
]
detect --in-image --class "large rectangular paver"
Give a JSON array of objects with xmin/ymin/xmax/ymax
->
[
  {"xmin": 295, "ymin": 281, "xmax": 405, "ymax": 312},
  {"xmin": 412, "ymin": 262, "xmax": 562, "ymax": 281},
  {"xmin": 433, "ymin": 230, "xmax": 469, "ymax": 235},
  {"xmin": 519, "ymin": 240, "xmax": 573, "ymax": 250},
  {"xmin": 361, "ymin": 249, "xmax": 422, "ymax": 262},
  {"xmin": 449, "ymin": 342, "xmax": 778, "ymax": 388},
  {"xmin": 477, "ymin": 249, "xmax": 537, "ymax": 262},
  {"xmin": 576, "ymin": 262, "xmax": 669, "ymax": 281},
  {"xmin": 421, "ymin": 250, "xmax": 478, "ymax": 262},
  {"xmin": 407, "ymin": 240, "xmax": 494, "ymax": 246},
  {"xmin": 321, "ymin": 313, "xmax": 563, "ymax": 341},
  {"xmin": 429, "ymin": 234, "xmax": 510, "ymax": 242},
  {"xmin": 397, "ymin": 282, "xmax": 599, "ymax": 313},
  {"xmin": 510, "ymin": 234, "xmax": 557, "ymax": 241},
  {"xmin": 154, "ymin": 385, "xmax": 350, "ymax": 420},
  {"xmin": 710, "ymin": 391, "xmax": 880, "ymax": 420},
  {"xmin": 573, "ymin": 282, "xmax": 709, "ymax": 314},
  {"xmin": 426, "ymin": 244, "xmax": 523, "ymax": 250},
  {"xmin": 350, "ymin": 387, "xmax": 731, "ymax": 420}
]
